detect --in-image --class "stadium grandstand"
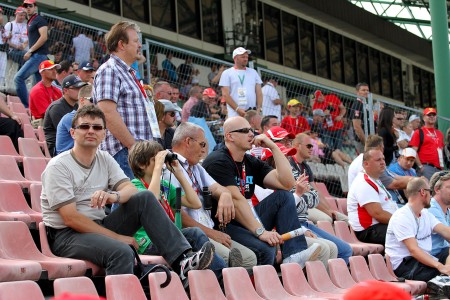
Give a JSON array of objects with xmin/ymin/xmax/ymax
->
[{"xmin": 0, "ymin": 0, "xmax": 450, "ymax": 298}]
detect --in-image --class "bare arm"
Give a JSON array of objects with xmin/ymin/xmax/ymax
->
[
  {"xmin": 209, "ymin": 183, "xmax": 235, "ymax": 224},
  {"xmin": 0, "ymin": 99, "xmax": 21, "ymax": 125},
  {"xmin": 363, "ymin": 202, "xmax": 392, "ymax": 224},
  {"xmin": 211, "ymin": 66, "xmax": 225, "ymax": 84},
  {"xmin": 352, "ymin": 119, "xmax": 365, "ymax": 144},
  {"xmin": 222, "ymin": 86, "xmax": 244, "ymax": 116},
  {"xmin": 97, "ymin": 100, "xmax": 135, "ymax": 149},
  {"xmin": 411, "ymin": 146, "xmax": 423, "ymax": 168},
  {"xmin": 403, "ymin": 237, "xmax": 450, "ymax": 275},
  {"xmin": 386, "ymin": 176, "xmax": 414, "ymax": 190},
  {"xmin": 256, "ymin": 84, "xmax": 262, "ymax": 111},
  {"xmin": 28, "ymin": 26, "xmax": 48, "ymax": 53}
]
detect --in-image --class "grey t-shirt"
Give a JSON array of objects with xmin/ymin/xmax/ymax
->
[{"xmin": 41, "ymin": 149, "xmax": 129, "ymax": 229}]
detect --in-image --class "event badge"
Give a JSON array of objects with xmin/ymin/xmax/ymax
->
[
  {"xmin": 144, "ymin": 100, "xmax": 161, "ymax": 138},
  {"xmin": 238, "ymin": 88, "xmax": 247, "ymax": 106},
  {"xmin": 438, "ymin": 148, "xmax": 445, "ymax": 168}
]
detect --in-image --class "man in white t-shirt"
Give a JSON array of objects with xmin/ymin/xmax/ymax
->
[
  {"xmin": 219, "ymin": 47, "xmax": 263, "ymax": 118},
  {"xmin": 386, "ymin": 177, "xmax": 450, "ymax": 283},
  {"xmin": 347, "ymin": 149, "xmax": 398, "ymax": 244},
  {"xmin": 262, "ymin": 78, "xmax": 282, "ymax": 120}
]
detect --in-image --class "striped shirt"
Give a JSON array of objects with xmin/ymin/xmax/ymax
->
[{"xmin": 93, "ymin": 54, "xmax": 153, "ymax": 156}]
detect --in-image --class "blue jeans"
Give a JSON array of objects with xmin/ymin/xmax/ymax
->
[
  {"xmin": 14, "ymin": 53, "xmax": 47, "ymax": 107},
  {"xmin": 112, "ymin": 148, "xmax": 134, "ymax": 211},
  {"xmin": 322, "ymin": 129, "xmax": 343, "ymax": 150},
  {"xmin": 301, "ymin": 222, "xmax": 352, "ymax": 264},
  {"xmin": 225, "ymin": 190, "xmax": 308, "ymax": 265}
]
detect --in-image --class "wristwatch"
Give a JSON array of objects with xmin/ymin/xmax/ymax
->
[
  {"xmin": 255, "ymin": 226, "xmax": 265, "ymax": 237},
  {"xmin": 110, "ymin": 191, "xmax": 120, "ymax": 204}
]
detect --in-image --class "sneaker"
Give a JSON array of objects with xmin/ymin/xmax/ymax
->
[
  {"xmin": 179, "ymin": 241, "xmax": 215, "ymax": 288},
  {"xmin": 282, "ymin": 243, "xmax": 321, "ymax": 268},
  {"xmin": 228, "ymin": 248, "xmax": 243, "ymax": 268},
  {"xmin": 428, "ymin": 275, "xmax": 450, "ymax": 296}
]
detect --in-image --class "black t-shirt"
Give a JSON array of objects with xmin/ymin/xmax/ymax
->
[
  {"xmin": 348, "ymin": 99, "xmax": 364, "ymax": 141},
  {"xmin": 202, "ymin": 146, "xmax": 273, "ymax": 199},
  {"xmin": 190, "ymin": 101, "xmax": 210, "ymax": 119},
  {"xmin": 159, "ymin": 127, "xmax": 175, "ymax": 150},
  {"xmin": 27, "ymin": 14, "xmax": 49, "ymax": 55}
]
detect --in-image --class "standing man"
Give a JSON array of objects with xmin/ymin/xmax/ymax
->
[
  {"xmin": 348, "ymin": 82, "xmax": 370, "ymax": 153},
  {"xmin": 4, "ymin": 6, "xmax": 28, "ymax": 69},
  {"xmin": 262, "ymin": 78, "xmax": 282, "ymax": 121},
  {"xmin": 14, "ymin": 0, "xmax": 49, "ymax": 107},
  {"xmin": 409, "ymin": 107, "xmax": 444, "ymax": 180},
  {"xmin": 220, "ymin": 47, "xmax": 263, "ymax": 118},
  {"xmin": 71, "ymin": 29, "xmax": 94, "ymax": 64},
  {"xmin": 93, "ymin": 21, "xmax": 160, "ymax": 179},
  {"xmin": 181, "ymin": 86, "xmax": 202, "ymax": 122}
]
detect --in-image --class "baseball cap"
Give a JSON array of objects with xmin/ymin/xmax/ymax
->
[
  {"xmin": 401, "ymin": 147, "xmax": 417, "ymax": 158},
  {"xmin": 314, "ymin": 90, "xmax": 323, "ymax": 98},
  {"xmin": 23, "ymin": 0, "xmax": 36, "ymax": 4},
  {"xmin": 79, "ymin": 61, "xmax": 95, "ymax": 71},
  {"xmin": 287, "ymin": 99, "xmax": 302, "ymax": 107},
  {"xmin": 157, "ymin": 99, "xmax": 182, "ymax": 112},
  {"xmin": 202, "ymin": 88, "xmax": 216, "ymax": 98},
  {"xmin": 408, "ymin": 114, "xmax": 420, "ymax": 122},
  {"xmin": 265, "ymin": 126, "xmax": 295, "ymax": 140},
  {"xmin": 343, "ymin": 280, "xmax": 410, "ymax": 300},
  {"xmin": 423, "ymin": 107, "xmax": 437, "ymax": 115},
  {"xmin": 261, "ymin": 143, "xmax": 297, "ymax": 161},
  {"xmin": 62, "ymin": 75, "xmax": 88, "ymax": 89},
  {"xmin": 232, "ymin": 47, "xmax": 251, "ymax": 58},
  {"xmin": 39, "ymin": 60, "xmax": 61, "ymax": 73},
  {"xmin": 15, "ymin": 7, "xmax": 26, "ymax": 14},
  {"xmin": 313, "ymin": 109, "xmax": 325, "ymax": 117}
]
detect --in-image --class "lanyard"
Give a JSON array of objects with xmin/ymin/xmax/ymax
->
[
  {"xmin": 130, "ymin": 70, "xmax": 147, "ymax": 99},
  {"xmin": 26, "ymin": 14, "xmax": 38, "ymax": 35},
  {"xmin": 423, "ymin": 127, "xmax": 440, "ymax": 147},
  {"xmin": 407, "ymin": 204, "xmax": 420, "ymax": 238},
  {"xmin": 139, "ymin": 178, "xmax": 175, "ymax": 222},
  {"xmin": 291, "ymin": 156, "xmax": 305, "ymax": 175},
  {"xmin": 228, "ymin": 149, "xmax": 246, "ymax": 196}
]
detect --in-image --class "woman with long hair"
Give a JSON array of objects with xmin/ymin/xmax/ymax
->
[{"xmin": 377, "ymin": 107, "xmax": 398, "ymax": 165}]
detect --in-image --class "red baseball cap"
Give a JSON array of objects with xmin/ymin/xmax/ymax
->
[
  {"xmin": 23, "ymin": 0, "xmax": 36, "ymax": 4},
  {"xmin": 265, "ymin": 126, "xmax": 295, "ymax": 140},
  {"xmin": 343, "ymin": 280, "xmax": 410, "ymax": 300},
  {"xmin": 202, "ymin": 88, "xmax": 216, "ymax": 98},
  {"xmin": 39, "ymin": 60, "xmax": 61, "ymax": 73},
  {"xmin": 15, "ymin": 6, "xmax": 26, "ymax": 14},
  {"xmin": 423, "ymin": 107, "xmax": 437, "ymax": 115},
  {"xmin": 261, "ymin": 143, "xmax": 297, "ymax": 160},
  {"xmin": 314, "ymin": 90, "xmax": 323, "ymax": 98}
]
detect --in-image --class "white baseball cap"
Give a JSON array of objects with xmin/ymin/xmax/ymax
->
[
  {"xmin": 402, "ymin": 147, "xmax": 417, "ymax": 158},
  {"xmin": 408, "ymin": 114, "xmax": 420, "ymax": 122},
  {"xmin": 232, "ymin": 47, "xmax": 251, "ymax": 58}
]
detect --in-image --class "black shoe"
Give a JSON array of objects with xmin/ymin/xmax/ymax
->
[{"xmin": 179, "ymin": 241, "xmax": 215, "ymax": 288}]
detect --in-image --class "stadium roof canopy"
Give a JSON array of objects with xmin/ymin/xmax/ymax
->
[{"xmin": 348, "ymin": 0, "xmax": 450, "ymax": 40}]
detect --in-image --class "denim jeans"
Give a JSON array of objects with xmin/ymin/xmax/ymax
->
[
  {"xmin": 14, "ymin": 53, "xmax": 47, "ymax": 107},
  {"xmin": 322, "ymin": 129, "xmax": 343, "ymax": 150},
  {"xmin": 112, "ymin": 148, "xmax": 134, "ymax": 211},
  {"xmin": 225, "ymin": 190, "xmax": 308, "ymax": 265},
  {"xmin": 49, "ymin": 190, "xmax": 191, "ymax": 275},
  {"xmin": 301, "ymin": 221, "xmax": 352, "ymax": 264}
]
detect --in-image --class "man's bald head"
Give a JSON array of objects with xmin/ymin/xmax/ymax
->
[{"xmin": 223, "ymin": 116, "xmax": 250, "ymax": 134}]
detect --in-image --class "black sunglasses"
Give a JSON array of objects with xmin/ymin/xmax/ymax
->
[
  {"xmin": 166, "ymin": 111, "xmax": 176, "ymax": 117},
  {"xmin": 229, "ymin": 128, "xmax": 254, "ymax": 134},
  {"xmin": 84, "ymin": 97, "xmax": 94, "ymax": 103},
  {"xmin": 24, "ymin": 4, "xmax": 34, "ymax": 8},
  {"xmin": 304, "ymin": 144, "xmax": 314, "ymax": 149},
  {"xmin": 74, "ymin": 124, "xmax": 104, "ymax": 131}
]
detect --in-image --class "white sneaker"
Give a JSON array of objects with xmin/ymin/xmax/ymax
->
[{"xmin": 282, "ymin": 243, "xmax": 321, "ymax": 268}]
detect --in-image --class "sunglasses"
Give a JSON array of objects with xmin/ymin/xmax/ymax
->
[
  {"xmin": 74, "ymin": 124, "xmax": 104, "ymax": 131},
  {"xmin": 190, "ymin": 138, "xmax": 207, "ymax": 148},
  {"xmin": 84, "ymin": 97, "xmax": 94, "ymax": 103},
  {"xmin": 304, "ymin": 144, "xmax": 314, "ymax": 149},
  {"xmin": 166, "ymin": 112, "xmax": 176, "ymax": 117},
  {"xmin": 229, "ymin": 128, "xmax": 254, "ymax": 134},
  {"xmin": 427, "ymin": 114, "xmax": 437, "ymax": 117},
  {"xmin": 24, "ymin": 4, "xmax": 34, "ymax": 8}
]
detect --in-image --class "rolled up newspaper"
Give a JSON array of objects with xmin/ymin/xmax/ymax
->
[{"xmin": 281, "ymin": 227, "xmax": 306, "ymax": 241}]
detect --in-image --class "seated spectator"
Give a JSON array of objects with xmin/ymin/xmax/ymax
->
[
  {"xmin": 428, "ymin": 171, "xmax": 450, "ymax": 256},
  {"xmin": 41, "ymin": 106, "xmax": 214, "ymax": 287},
  {"xmin": 0, "ymin": 92, "xmax": 23, "ymax": 151},
  {"xmin": 388, "ymin": 148, "xmax": 417, "ymax": 177},
  {"xmin": 308, "ymin": 125, "xmax": 352, "ymax": 167},
  {"xmin": 203, "ymin": 116, "xmax": 322, "ymax": 267},
  {"xmin": 181, "ymin": 86, "xmax": 202, "ymax": 122},
  {"xmin": 347, "ymin": 149, "xmax": 398, "ymax": 244},
  {"xmin": 55, "ymin": 84, "xmax": 93, "ymax": 154},
  {"xmin": 191, "ymin": 88, "xmax": 220, "ymax": 120},
  {"xmin": 29, "ymin": 60, "xmax": 62, "ymax": 127},
  {"xmin": 77, "ymin": 61, "xmax": 95, "ymax": 83},
  {"xmin": 53, "ymin": 60, "xmax": 73, "ymax": 90},
  {"xmin": 307, "ymin": 109, "xmax": 325, "ymax": 132},
  {"xmin": 44, "ymin": 75, "xmax": 88, "ymax": 156},
  {"xmin": 261, "ymin": 115, "xmax": 279, "ymax": 133},
  {"xmin": 265, "ymin": 126, "xmax": 295, "ymax": 148},
  {"xmin": 281, "ymin": 99, "xmax": 310, "ymax": 135},
  {"xmin": 386, "ymin": 178, "xmax": 450, "ymax": 284},
  {"xmin": 157, "ymin": 99, "xmax": 182, "ymax": 150}
]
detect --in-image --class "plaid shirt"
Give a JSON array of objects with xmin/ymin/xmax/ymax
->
[{"xmin": 93, "ymin": 54, "xmax": 153, "ymax": 156}]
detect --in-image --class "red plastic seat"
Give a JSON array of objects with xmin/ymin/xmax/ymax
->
[
  {"xmin": 36, "ymin": 126, "xmax": 46, "ymax": 142},
  {"xmin": 106, "ymin": 274, "xmax": 146, "ymax": 300},
  {"xmin": 139, "ymin": 255, "xmax": 168, "ymax": 266},
  {"xmin": 30, "ymin": 183, "xmax": 42, "ymax": 212},
  {"xmin": 0, "ymin": 221, "xmax": 87, "ymax": 279},
  {"xmin": 316, "ymin": 221, "xmax": 336, "ymax": 236},
  {"xmin": 149, "ymin": 271, "xmax": 189, "ymax": 300},
  {"xmin": 223, "ymin": 267, "xmax": 264, "ymax": 300},
  {"xmin": 280, "ymin": 263, "xmax": 340, "ymax": 299},
  {"xmin": 54, "ymin": 276, "xmax": 98, "ymax": 296},
  {"xmin": 305, "ymin": 260, "xmax": 347, "ymax": 294},
  {"xmin": 314, "ymin": 182, "xmax": 340, "ymax": 212},
  {"xmin": 367, "ymin": 254, "xmax": 412, "ymax": 294},
  {"xmin": 385, "ymin": 254, "xmax": 427, "ymax": 295},
  {"xmin": 0, "ymin": 136, "xmax": 23, "ymax": 163},
  {"xmin": 23, "ymin": 157, "xmax": 47, "ymax": 182},
  {"xmin": 0, "ymin": 155, "xmax": 34, "ymax": 190},
  {"xmin": 188, "ymin": 269, "xmax": 226, "ymax": 300},
  {"xmin": 0, "ymin": 280, "xmax": 44, "ymax": 300},
  {"xmin": 6, "ymin": 95, "xmax": 21, "ymax": 105},
  {"xmin": 253, "ymin": 264, "xmax": 316, "ymax": 299},
  {"xmin": 328, "ymin": 258, "xmax": 357, "ymax": 289},
  {"xmin": 9, "ymin": 102, "xmax": 29, "ymax": 116},
  {"xmin": 336, "ymin": 197, "xmax": 348, "ymax": 215},
  {"xmin": 349, "ymin": 255, "xmax": 377, "ymax": 282},
  {"xmin": 334, "ymin": 221, "xmax": 383, "ymax": 255},
  {"xmin": 15, "ymin": 112, "xmax": 32, "ymax": 127},
  {"xmin": 0, "ymin": 258, "xmax": 42, "ymax": 282},
  {"xmin": 23, "ymin": 124, "xmax": 47, "ymax": 149},
  {"xmin": 0, "ymin": 182, "xmax": 41, "ymax": 225},
  {"xmin": 18, "ymin": 137, "xmax": 51, "ymax": 160}
]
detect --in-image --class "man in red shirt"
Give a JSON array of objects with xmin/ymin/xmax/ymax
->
[
  {"xmin": 280, "ymin": 99, "xmax": 310, "ymax": 135},
  {"xmin": 311, "ymin": 90, "xmax": 346, "ymax": 150},
  {"xmin": 29, "ymin": 60, "xmax": 62, "ymax": 128},
  {"xmin": 409, "ymin": 107, "xmax": 444, "ymax": 180}
]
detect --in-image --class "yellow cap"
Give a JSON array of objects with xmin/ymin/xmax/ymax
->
[{"xmin": 287, "ymin": 99, "xmax": 302, "ymax": 107}]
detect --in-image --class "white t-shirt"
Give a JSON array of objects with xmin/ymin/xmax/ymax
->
[
  {"xmin": 386, "ymin": 205, "xmax": 440, "ymax": 270},
  {"xmin": 347, "ymin": 172, "xmax": 398, "ymax": 232},
  {"xmin": 72, "ymin": 34, "xmax": 94, "ymax": 63},
  {"xmin": 348, "ymin": 153, "xmax": 363, "ymax": 188},
  {"xmin": 4, "ymin": 21, "xmax": 28, "ymax": 49},
  {"xmin": 262, "ymin": 83, "xmax": 281, "ymax": 120},
  {"xmin": 219, "ymin": 67, "xmax": 262, "ymax": 117}
]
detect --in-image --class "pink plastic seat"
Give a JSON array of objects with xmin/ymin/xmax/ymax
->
[
  {"xmin": 30, "ymin": 183, "xmax": 42, "ymax": 212},
  {"xmin": 9, "ymin": 102, "xmax": 29, "ymax": 115},
  {"xmin": 385, "ymin": 254, "xmax": 427, "ymax": 295},
  {"xmin": 336, "ymin": 197, "xmax": 348, "ymax": 215},
  {"xmin": 0, "ymin": 258, "xmax": 42, "ymax": 281},
  {"xmin": 305, "ymin": 260, "xmax": 347, "ymax": 294},
  {"xmin": 316, "ymin": 221, "xmax": 336, "ymax": 236},
  {"xmin": 367, "ymin": 254, "xmax": 413, "ymax": 294},
  {"xmin": 0, "ymin": 136, "xmax": 23, "ymax": 163},
  {"xmin": 23, "ymin": 124, "xmax": 47, "ymax": 149},
  {"xmin": 314, "ymin": 182, "xmax": 340, "ymax": 212},
  {"xmin": 0, "ymin": 182, "xmax": 41, "ymax": 225},
  {"xmin": 223, "ymin": 267, "xmax": 264, "ymax": 300},
  {"xmin": 23, "ymin": 157, "xmax": 47, "ymax": 182},
  {"xmin": 6, "ymin": 95, "xmax": 21, "ymax": 105},
  {"xmin": 149, "ymin": 271, "xmax": 189, "ymax": 300},
  {"xmin": 188, "ymin": 269, "xmax": 226, "ymax": 300},
  {"xmin": 18, "ymin": 137, "xmax": 51, "ymax": 160},
  {"xmin": 0, "ymin": 221, "xmax": 87, "ymax": 279},
  {"xmin": 54, "ymin": 276, "xmax": 99, "ymax": 296},
  {"xmin": 328, "ymin": 258, "xmax": 357, "ymax": 289},
  {"xmin": 36, "ymin": 126, "xmax": 46, "ymax": 142},
  {"xmin": 349, "ymin": 255, "xmax": 377, "ymax": 282},
  {"xmin": 334, "ymin": 221, "xmax": 383, "ymax": 255},
  {"xmin": 0, "ymin": 280, "xmax": 44, "ymax": 300},
  {"xmin": 0, "ymin": 155, "xmax": 34, "ymax": 190},
  {"xmin": 280, "ymin": 263, "xmax": 340, "ymax": 299},
  {"xmin": 15, "ymin": 112, "xmax": 32, "ymax": 127},
  {"xmin": 139, "ymin": 255, "xmax": 168, "ymax": 266},
  {"xmin": 39, "ymin": 222, "xmax": 104, "ymax": 277},
  {"xmin": 106, "ymin": 274, "xmax": 146, "ymax": 300}
]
